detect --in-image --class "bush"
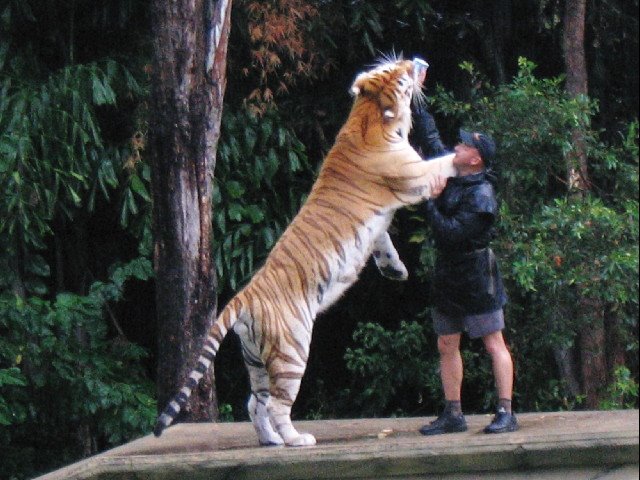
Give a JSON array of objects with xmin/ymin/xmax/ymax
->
[
  {"xmin": 343, "ymin": 320, "xmax": 436, "ymax": 416},
  {"xmin": 0, "ymin": 258, "xmax": 156, "ymax": 480}
]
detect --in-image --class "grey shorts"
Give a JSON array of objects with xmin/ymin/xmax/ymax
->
[{"xmin": 432, "ymin": 308, "xmax": 505, "ymax": 339}]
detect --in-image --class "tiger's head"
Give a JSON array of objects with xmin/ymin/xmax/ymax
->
[{"xmin": 347, "ymin": 56, "xmax": 425, "ymax": 146}]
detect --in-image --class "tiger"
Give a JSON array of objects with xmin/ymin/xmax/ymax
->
[{"xmin": 153, "ymin": 57, "xmax": 456, "ymax": 447}]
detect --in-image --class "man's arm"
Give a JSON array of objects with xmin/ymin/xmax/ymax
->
[
  {"xmin": 424, "ymin": 200, "xmax": 493, "ymax": 245},
  {"xmin": 412, "ymin": 106, "xmax": 448, "ymax": 158}
]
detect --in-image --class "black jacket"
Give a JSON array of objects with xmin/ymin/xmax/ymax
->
[
  {"xmin": 424, "ymin": 172, "xmax": 507, "ymax": 316},
  {"xmin": 410, "ymin": 105, "xmax": 448, "ymax": 158}
]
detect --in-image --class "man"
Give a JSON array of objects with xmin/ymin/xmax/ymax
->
[
  {"xmin": 420, "ymin": 129, "xmax": 518, "ymax": 435},
  {"xmin": 376, "ymin": 59, "xmax": 516, "ymax": 433}
]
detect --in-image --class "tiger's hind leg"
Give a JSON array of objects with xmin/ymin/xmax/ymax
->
[
  {"xmin": 247, "ymin": 373, "xmax": 285, "ymax": 446},
  {"xmin": 265, "ymin": 333, "xmax": 316, "ymax": 447},
  {"xmin": 267, "ymin": 367, "xmax": 316, "ymax": 447},
  {"xmin": 372, "ymin": 231, "xmax": 408, "ymax": 281},
  {"xmin": 234, "ymin": 322, "xmax": 284, "ymax": 446}
]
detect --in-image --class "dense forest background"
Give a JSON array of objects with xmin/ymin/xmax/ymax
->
[{"xmin": 0, "ymin": 1, "xmax": 638, "ymax": 478}]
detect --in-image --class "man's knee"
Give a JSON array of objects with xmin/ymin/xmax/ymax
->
[
  {"xmin": 437, "ymin": 334, "xmax": 461, "ymax": 356},
  {"xmin": 482, "ymin": 331, "xmax": 509, "ymax": 357}
]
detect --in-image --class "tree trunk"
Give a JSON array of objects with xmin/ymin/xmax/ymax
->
[
  {"xmin": 553, "ymin": 347, "xmax": 581, "ymax": 399},
  {"xmin": 53, "ymin": 215, "xmax": 96, "ymax": 456},
  {"xmin": 562, "ymin": 0, "xmax": 590, "ymax": 191},
  {"xmin": 561, "ymin": 0, "xmax": 613, "ymax": 409},
  {"xmin": 150, "ymin": 0, "xmax": 232, "ymax": 422},
  {"xmin": 604, "ymin": 305, "xmax": 627, "ymax": 377},
  {"xmin": 578, "ymin": 298, "xmax": 608, "ymax": 408},
  {"xmin": 486, "ymin": 0, "xmax": 510, "ymax": 85},
  {"xmin": 550, "ymin": 301, "xmax": 581, "ymax": 400}
]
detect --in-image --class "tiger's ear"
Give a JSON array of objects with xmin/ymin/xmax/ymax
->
[
  {"xmin": 350, "ymin": 71, "xmax": 381, "ymax": 97},
  {"xmin": 350, "ymin": 72, "xmax": 369, "ymax": 97}
]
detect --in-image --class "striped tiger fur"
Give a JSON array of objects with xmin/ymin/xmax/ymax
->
[{"xmin": 154, "ymin": 57, "xmax": 456, "ymax": 446}]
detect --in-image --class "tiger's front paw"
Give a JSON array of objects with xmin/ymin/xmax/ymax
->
[
  {"xmin": 379, "ymin": 264, "xmax": 409, "ymax": 281},
  {"xmin": 374, "ymin": 249, "xmax": 409, "ymax": 281}
]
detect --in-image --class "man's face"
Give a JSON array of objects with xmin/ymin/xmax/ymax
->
[{"xmin": 453, "ymin": 143, "xmax": 481, "ymax": 168}]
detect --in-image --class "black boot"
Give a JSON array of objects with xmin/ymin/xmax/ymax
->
[
  {"xmin": 483, "ymin": 407, "xmax": 518, "ymax": 434},
  {"xmin": 419, "ymin": 411, "xmax": 467, "ymax": 436}
]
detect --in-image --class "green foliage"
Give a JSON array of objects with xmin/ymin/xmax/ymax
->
[
  {"xmin": 0, "ymin": 56, "xmax": 150, "ymax": 295},
  {"xmin": 213, "ymin": 107, "xmax": 313, "ymax": 292},
  {"xmin": 1, "ymin": 0, "xmax": 152, "ymax": 298},
  {"xmin": 0, "ymin": 3, "xmax": 154, "ymax": 478},
  {"xmin": 440, "ymin": 59, "xmax": 638, "ymax": 409},
  {"xmin": 590, "ymin": 119, "xmax": 640, "ymax": 204},
  {"xmin": 503, "ymin": 196, "xmax": 638, "ymax": 343},
  {"xmin": 218, "ymin": 403, "xmax": 234, "ymax": 422},
  {"xmin": 599, "ymin": 366, "xmax": 639, "ymax": 410},
  {"xmin": 0, "ymin": 257, "xmax": 155, "ymax": 480},
  {"xmin": 0, "ymin": 367, "xmax": 26, "ymax": 426},
  {"xmin": 0, "ymin": 59, "xmax": 144, "ymax": 226},
  {"xmin": 343, "ymin": 321, "xmax": 437, "ymax": 416},
  {"xmin": 341, "ymin": 1, "xmax": 436, "ymax": 56}
]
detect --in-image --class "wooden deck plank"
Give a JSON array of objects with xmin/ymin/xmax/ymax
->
[{"xmin": 35, "ymin": 410, "xmax": 639, "ymax": 480}]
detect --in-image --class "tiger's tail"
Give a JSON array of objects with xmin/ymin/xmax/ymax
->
[{"xmin": 153, "ymin": 297, "xmax": 245, "ymax": 437}]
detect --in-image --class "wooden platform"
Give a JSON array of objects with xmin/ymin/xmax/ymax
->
[{"xmin": 36, "ymin": 410, "xmax": 638, "ymax": 480}]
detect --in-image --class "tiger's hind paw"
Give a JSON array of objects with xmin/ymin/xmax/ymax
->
[
  {"xmin": 285, "ymin": 433, "xmax": 316, "ymax": 447},
  {"xmin": 256, "ymin": 425, "xmax": 285, "ymax": 446},
  {"xmin": 259, "ymin": 438, "xmax": 285, "ymax": 447}
]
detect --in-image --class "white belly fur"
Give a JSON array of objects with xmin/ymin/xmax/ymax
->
[{"xmin": 316, "ymin": 212, "xmax": 393, "ymax": 313}]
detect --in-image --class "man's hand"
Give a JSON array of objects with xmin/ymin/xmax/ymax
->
[
  {"xmin": 429, "ymin": 174, "xmax": 448, "ymax": 198},
  {"xmin": 417, "ymin": 68, "xmax": 427, "ymax": 87}
]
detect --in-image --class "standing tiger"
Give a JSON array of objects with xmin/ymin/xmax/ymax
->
[{"xmin": 154, "ymin": 57, "xmax": 456, "ymax": 446}]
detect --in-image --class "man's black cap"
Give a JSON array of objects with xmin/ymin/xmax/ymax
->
[{"xmin": 460, "ymin": 129, "xmax": 496, "ymax": 166}]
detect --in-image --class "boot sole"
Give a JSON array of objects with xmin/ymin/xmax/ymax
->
[
  {"xmin": 420, "ymin": 425, "xmax": 468, "ymax": 436},
  {"xmin": 484, "ymin": 423, "xmax": 519, "ymax": 434}
]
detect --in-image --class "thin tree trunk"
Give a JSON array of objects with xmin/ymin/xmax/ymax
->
[
  {"xmin": 553, "ymin": 346, "xmax": 581, "ymax": 399},
  {"xmin": 487, "ymin": 0, "xmax": 510, "ymax": 85},
  {"xmin": 53, "ymin": 215, "xmax": 96, "ymax": 456},
  {"xmin": 604, "ymin": 306, "xmax": 626, "ymax": 377},
  {"xmin": 150, "ymin": 0, "xmax": 232, "ymax": 422},
  {"xmin": 578, "ymin": 299, "xmax": 608, "ymax": 408},
  {"xmin": 563, "ymin": 0, "xmax": 590, "ymax": 191},
  {"xmin": 550, "ymin": 302, "xmax": 581, "ymax": 399},
  {"xmin": 562, "ymin": 0, "xmax": 611, "ymax": 408}
]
